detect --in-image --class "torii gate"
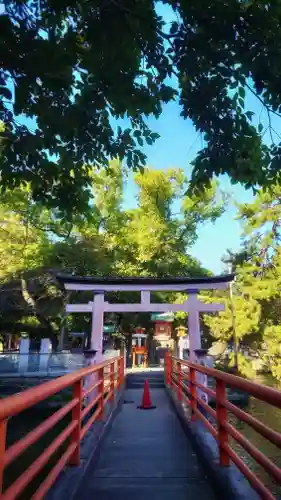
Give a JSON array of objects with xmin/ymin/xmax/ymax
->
[{"xmin": 57, "ymin": 274, "xmax": 234, "ymax": 363}]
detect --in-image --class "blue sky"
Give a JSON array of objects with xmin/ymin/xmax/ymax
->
[{"xmin": 122, "ymin": 100, "xmax": 254, "ymax": 275}]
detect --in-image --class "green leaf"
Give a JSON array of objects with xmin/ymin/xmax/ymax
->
[
  {"xmin": 238, "ymin": 87, "xmax": 246, "ymax": 99},
  {"xmin": 150, "ymin": 133, "xmax": 160, "ymax": 141},
  {"xmin": 258, "ymin": 123, "xmax": 264, "ymax": 133},
  {"xmin": 127, "ymin": 150, "xmax": 133, "ymax": 168},
  {"xmin": 170, "ymin": 22, "xmax": 178, "ymax": 34},
  {"xmin": 0, "ymin": 86, "xmax": 12, "ymax": 100},
  {"xmin": 245, "ymin": 111, "xmax": 255, "ymax": 121},
  {"xmin": 238, "ymin": 97, "xmax": 244, "ymax": 108}
]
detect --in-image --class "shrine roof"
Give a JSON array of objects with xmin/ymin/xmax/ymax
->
[{"xmin": 56, "ymin": 273, "xmax": 234, "ymax": 291}]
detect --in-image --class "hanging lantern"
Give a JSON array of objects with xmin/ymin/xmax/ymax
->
[
  {"xmin": 135, "ymin": 327, "xmax": 146, "ymax": 335},
  {"xmin": 176, "ymin": 325, "xmax": 187, "ymax": 337}
]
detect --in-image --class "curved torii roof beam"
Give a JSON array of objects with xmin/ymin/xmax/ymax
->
[{"xmin": 56, "ymin": 273, "xmax": 234, "ymax": 292}]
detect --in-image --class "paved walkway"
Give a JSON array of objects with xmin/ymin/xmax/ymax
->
[{"xmin": 75, "ymin": 389, "xmax": 216, "ymax": 500}]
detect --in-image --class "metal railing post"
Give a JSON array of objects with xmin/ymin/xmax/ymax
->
[
  {"xmin": 98, "ymin": 367, "xmax": 104, "ymax": 420},
  {"xmin": 216, "ymin": 379, "xmax": 229, "ymax": 466},
  {"xmin": 177, "ymin": 361, "xmax": 182, "ymax": 401},
  {"xmin": 110, "ymin": 361, "xmax": 115, "ymax": 401},
  {"xmin": 70, "ymin": 379, "xmax": 83, "ymax": 465},
  {"xmin": 189, "ymin": 367, "xmax": 197, "ymax": 421}
]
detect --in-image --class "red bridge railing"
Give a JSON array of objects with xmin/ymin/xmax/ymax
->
[
  {"xmin": 0, "ymin": 355, "xmax": 124, "ymax": 500},
  {"xmin": 165, "ymin": 353, "xmax": 281, "ymax": 500}
]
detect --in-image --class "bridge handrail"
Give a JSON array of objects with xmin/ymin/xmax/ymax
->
[
  {"xmin": 166, "ymin": 354, "xmax": 281, "ymax": 500},
  {"xmin": 0, "ymin": 354, "xmax": 124, "ymax": 499}
]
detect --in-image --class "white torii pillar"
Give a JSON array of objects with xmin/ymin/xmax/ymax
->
[
  {"xmin": 82, "ymin": 293, "xmax": 105, "ymax": 403},
  {"xmin": 171, "ymin": 289, "xmax": 224, "ymax": 361},
  {"xmin": 187, "ymin": 291, "xmax": 205, "ymax": 362},
  {"xmin": 90, "ymin": 293, "xmax": 104, "ymax": 364},
  {"xmin": 184, "ymin": 290, "xmax": 221, "ymax": 404}
]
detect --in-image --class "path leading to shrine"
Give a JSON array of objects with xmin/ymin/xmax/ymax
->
[{"xmin": 74, "ymin": 387, "xmax": 216, "ymax": 500}]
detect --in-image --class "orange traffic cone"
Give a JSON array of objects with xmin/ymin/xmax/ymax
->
[{"xmin": 138, "ymin": 379, "xmax": 156, "ymax": 410}]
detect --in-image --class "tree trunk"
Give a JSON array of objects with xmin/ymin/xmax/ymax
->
[
  {"xmin": 21, "ymin": 277, "xmax": 58, "ymax": 351},
  {"xmin": 58, "ymin": 291, "xmax": 70, "ymax": 351}
]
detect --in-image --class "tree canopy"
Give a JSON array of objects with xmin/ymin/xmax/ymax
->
[
  {"xmin": 1, "ymin": 1, "xmax": 281, "ymax": 211},
  {"xmin": 0, "ymin": 161, "xmax": 224, "ymax": 346},
  {"xmin": 204, "ymin": 184, "xmax": 281, "ymax": 379}
]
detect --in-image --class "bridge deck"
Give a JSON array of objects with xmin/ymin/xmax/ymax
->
[{"xmin": 75, "ymin": 388, "xmax": 216, "ymax": 500}]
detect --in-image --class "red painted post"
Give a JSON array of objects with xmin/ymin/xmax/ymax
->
[
  {"xmin": 189, "ymin": 367, "xmax": 197, "ymax": 421},
  {"xmin": 121, "ymin": 355, "xmax": 125, "ymax": 385},
  {"xmin": 0, "ymin": 419, "xmax": 7, "ymax": 494},
  {"xmin": 110, "ymin": 361, "xmax": 115, "ymax": 401},
  {"xmin": 171, "ymin": 358, "xmax": 176, "ymax": 389},
  {"xmin": 177, "ymin": 361, "xmax": 182, "ymax": 401},
  {"xmin": 216, "ymin": 379, "xmax": 230, "ymax": 466},
  {"xmin": 70, "ymin": 379, "xmax": 83, "ymax": 465},
  {"xmin": 121, "ymin": 349, "xmax": 126, "ymax": 385},
  {"xmin": 165, "ymin": 352, "xmax": 171, "ymax": 386},
  {"xmin": 118, "ymin": 357, "xmax": 122, "ymax": 390},
  {"xmin": 98, "ymin": 367, "xmax": 104, "ymax": 420}
]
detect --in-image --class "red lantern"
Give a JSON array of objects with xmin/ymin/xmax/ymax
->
[{"xmin": 135, "ymin": 327, "xmax": 146, "ymax": 335}]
